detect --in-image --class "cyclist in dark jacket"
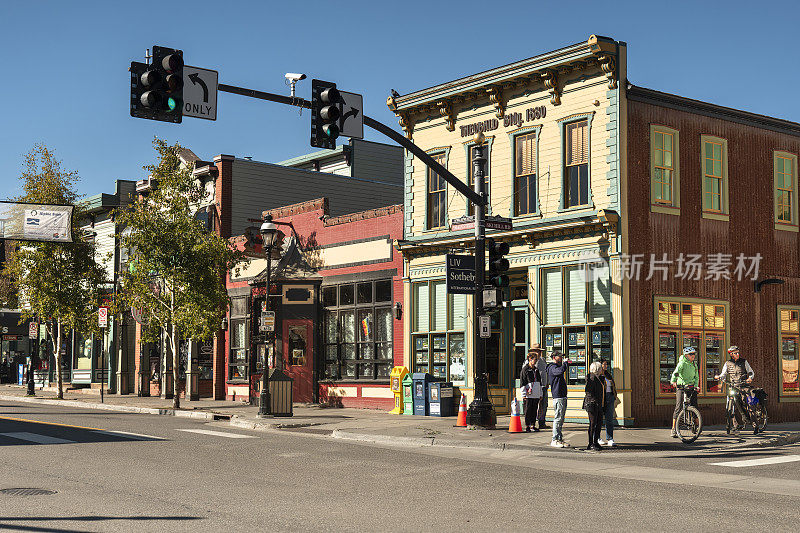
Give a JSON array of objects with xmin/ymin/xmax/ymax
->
[{"xmin": 715, "ymin": 346, "xmax": 756, "ymax": 432}]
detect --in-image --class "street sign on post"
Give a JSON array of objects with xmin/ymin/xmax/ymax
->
[
  {"xmin": 98, "ymin": 307, "xmax": 108, "ymax": 328},
  {"xmin": 450, "ymin": 215, "xmax": 513, "ymax": 232},
  {"xmin": 259, "ymin": 311, "xmax": 275, "ymax": 333},
  {"xmin": 183, "ymin": 66, "xmax": 218, "ymax": 120},
  {"xmin": 479, "ymin": 315, "xmax": 491, "ymax": 338},
  {"xmin": 338, "ymin": 90, "xmax": 363, "ymax": 139},
  {"xmin": 28, "ymin": 322, "xmax": 38, "ymax": 339},
  {"xmin": 446, "ymin": 254, "xmax": 476, "ymax": 294}
]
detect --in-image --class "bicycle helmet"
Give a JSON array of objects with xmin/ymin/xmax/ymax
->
[
  {"xmin": 682, "ymin": 346, "xmax": 697, "ymax": 356},
  {"xmin": 727, "ymin": 345, "xmax": 739, "ymax": 353}
]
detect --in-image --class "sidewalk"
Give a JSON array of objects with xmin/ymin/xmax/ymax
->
[{"xmin": 2, "ymin": 384, "xmax": 799, "ymax": 452}]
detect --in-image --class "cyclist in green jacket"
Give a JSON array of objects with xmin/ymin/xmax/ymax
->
[{"xmin": 670, "ymin": 346, "xmax": 699, "ymax": 438}]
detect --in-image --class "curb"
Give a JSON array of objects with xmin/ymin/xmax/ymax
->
[
  {"xmin": 331, "ymin": 429, "xmax": 513, "ymax": 450},
  {"xmin": 0, "ymin": 394, "xmax": 214, "ymax": 420},
  {"xmin": 228, "ymin": 416, "xmax": 319, "ymax": 431},
  {"xmin": 732, "ymin": 431, "xmax": 800, "ymax": 449}
]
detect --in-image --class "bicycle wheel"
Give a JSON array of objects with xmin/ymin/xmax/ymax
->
[{"xmin": 676, "ymin": 406, "xmax": 702, "ymax": 444}]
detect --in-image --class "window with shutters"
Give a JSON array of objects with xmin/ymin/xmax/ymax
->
[
  {"xmin": 322, "ymin": 280, "xmax": 393, "ymax": 381},
  {"xmin": 467, "ymin": 143, "xmax": 491, "ymax": 216},
  {"xmin": 650, "ymin": 125, "xmax": 680, "ymax": 212},
  {"xmin": 564, "ymin": 119, "xmax": 589, "ymax": 208},
  {"xmin": 539, "ymin": 263, "xmax": 612, "ymax": 386},
  {"xmin": 411, "ymin": 280, "xmax": 467, "ymax": 385},
  {"xmin": 700, "ymin": 135, "xmax": 729, "ymax": 220},
  {"xmin": 427, "ymin": 152, "xmax": 447, "ymax": 229},
  {"xmin": 514, "ymin": 132, "xmax": 538, "ymax": 216},
  {"xmin": 774, "ymin": 152, "xmax": 798, "ymax": 228}
]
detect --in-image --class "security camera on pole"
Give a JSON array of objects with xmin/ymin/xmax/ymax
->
[{"xmin": 465, "ymin": 132, "xmax": 497, "ymax": 429}]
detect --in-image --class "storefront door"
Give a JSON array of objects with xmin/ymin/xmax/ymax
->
[{"xmin": 283, "ymin": 320, "xmax": 313, "ymax": 403}]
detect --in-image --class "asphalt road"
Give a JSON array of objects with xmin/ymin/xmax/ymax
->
[{"xmin": 1, "ymin": 400, "xmax": 800, "ymax": 532}]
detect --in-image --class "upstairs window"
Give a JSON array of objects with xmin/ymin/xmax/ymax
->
[
  {"xmin": 564, "ymin": 120, "xmax": 589, "ymax": 207},
  {"xmin": 514, "ymin": 132, "xmax": 537, "ymax": 215},
  {"xmin": 701, "ymin": 135, "xmax": 729, "ymax": 218},
  {"xmin": 426, "ymin": 153, "xmax": 447, "ymax": 229},
  {"xmin": 774, "ymin": 152, "xmax": 798, "ymax": 227}
]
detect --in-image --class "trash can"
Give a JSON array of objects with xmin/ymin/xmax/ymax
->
[
  {"xmin": 402, "ymin": 374, "xmax": 414, "ymax": 416},
  {"xmin": 411, "ymin": 372, "xmax": 436, "ymax": 416},
  {"xmin": 428, "ymin": 381, "xmax": 454, "ymax": 417}
]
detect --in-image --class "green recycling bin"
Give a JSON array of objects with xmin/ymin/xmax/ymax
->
[{"xmin": 402, "ymin": 374, "xmax": 414, "ymax": 416}]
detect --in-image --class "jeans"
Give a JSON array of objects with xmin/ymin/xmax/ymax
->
[
  {"xmin": 603, "ymin": 392, "xmax": 616, "ymax": 439},
  {"xmin": 552, "ymin": 397, "xmax": 567, "ymax": 442}
]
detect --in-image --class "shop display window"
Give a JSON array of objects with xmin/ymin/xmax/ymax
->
[
  {"xmin": 323, "ymin": 279, "xmax": 393, "ymax": 380},
  {"xmin": 654, "ymin": 299, "xmax": 727, "ymax": 398},
  {"xmin": 779, "ymin": 307, "xmax": 800, "ymax": 394}
]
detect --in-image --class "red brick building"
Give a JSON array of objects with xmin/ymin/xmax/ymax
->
[{"xmin": 225, "ymin": 198, "xmax": 405, "ymax": 409}]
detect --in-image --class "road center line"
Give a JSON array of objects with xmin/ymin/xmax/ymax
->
[
  {"xmin": 176, "ymin": 428, "xmax": 256, "ymax": 439},
  {"xmin": 709, "ymin": 454, "xmax": 800, "ymax": 468},
  {"xmin": 1, "ymin": 432, "xmax": 75, "ymax": 444}
]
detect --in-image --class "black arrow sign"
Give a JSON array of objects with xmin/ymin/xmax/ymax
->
[
  {"xmin": 341, "ymin": 106, "xmax": 359, "ymax": 123},
  {"xmin": 189, "ymin": 73, "xmax": 209, "ymax": 103}
]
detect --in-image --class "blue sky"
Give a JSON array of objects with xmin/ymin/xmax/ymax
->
[{"xmin": 2, "ymin": 0, "xmax": 798, "ymax": 198}]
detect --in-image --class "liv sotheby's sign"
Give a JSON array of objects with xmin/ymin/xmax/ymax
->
[{"xmin": 446, "ymin": 254, "xmax": 476, "ymax": 294}]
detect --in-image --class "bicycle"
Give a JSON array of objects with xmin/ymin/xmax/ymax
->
[
  {"xmin": 675, "ymin": 385, "xmax": 702, "ymax": 444},
  {"xmin": 723, "ymin": 379, "xmax": 768, "ymax": 435}
]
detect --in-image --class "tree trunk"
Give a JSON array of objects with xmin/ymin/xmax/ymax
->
[
  {"xmin": 55, "ymin": 321, "xmax": 63, "ymax": 399},
  {"xmin": 172, "ymin": 323, "xmax": 180, "ymax": 410}
]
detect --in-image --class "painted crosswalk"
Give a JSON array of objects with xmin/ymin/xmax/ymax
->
[
  {"xmin": 176, "ymin": 428, "xmax": 256, "ymax": 439},
  {"xmin": 0, "ymin": 432, "xmax": 75, "ymax": 445},
  {"xmin": 709, "ymin": 454, "xmax": 800, "ymax": 468}
]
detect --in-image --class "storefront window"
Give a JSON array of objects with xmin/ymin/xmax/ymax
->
[
  {"xmin": 323, "ymin": 279, "xmax": 393, "ymax": 380},
  {"xmin": 412, "ymin": 280, "xmax": 467, "ymax": 386},
  {"xmin": 540, "ymin": 264, "xmax": 612, "ymax": 385},
  {"xmin": 779, "ymin": 307, "xmax": 799, "ymax": 395},
  {"xmin": 228, "ymin": 296, "xmax": 249, "ymax": 381},
  {"xmin": 654, "ymin": 299, "xmax": 727, "ymax": 397}
]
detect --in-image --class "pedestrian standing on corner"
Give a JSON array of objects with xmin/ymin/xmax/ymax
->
[
  {"xmin": 547, "ymin": 350, "xmax": 569, "ymax": 448},
  {"xmin": 520, "ymin": 347, "xmax": 544, "ymax": 432},
  {"xmin": 534, "ymin": 344, "xmax": 550, "ymax": 429},
  {"xmin": 598, "ymin": 359, "xmax": 617, "ymax": 447},
  {"xmin": 584, "ymin": 361, "xmax": 605, "ymax": 451}
]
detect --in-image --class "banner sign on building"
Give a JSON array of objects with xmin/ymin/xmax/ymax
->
[
  {"xmin": 0, "ymin": 201, "xmax": 74, "ymax": 243},
  {"xmin": 446, "ymin": 254, "xmax": 476, "ymax": 294}
]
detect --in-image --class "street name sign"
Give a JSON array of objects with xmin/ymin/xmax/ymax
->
[
  {"xmin": 338, "ymin": 90, "xmax": 363, "ymax": 139},
  {"xmin": 450, "ymin": 215, "xmax": 513, "ymax": 232},
  {"xmin": 446, "ymin": 254, "xmax": 476, "ymax": 294},
  {"xmin": 183, "ymin": 66, "xmax": 218, "ymax": 120}
]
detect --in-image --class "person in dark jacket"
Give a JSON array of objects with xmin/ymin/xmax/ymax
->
[
  {"xmin": 598, "ymin": 359, "xmax": 618, "ymax": 447},
  {"xmin": 520, "ymin": 347, "xmax": 544, "ymax": 432},
  {"xmin": 547, "ymin": 351, "xmax": 569, "ymax": 448},
  {"xmin": 583, "ymin": 361, "xmax": 605, "ymax": 451}
]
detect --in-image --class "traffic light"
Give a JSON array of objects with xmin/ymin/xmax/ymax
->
[
  {"xmin": 311, "ymin": 79, "xmax": 342, "ymax": 149},
  {"xmin": 486, "ymin": 238, "xmax": 510, "ymax": 288},
  {"xmin": 130, "ymin": 46, "xmax": 183, "ymax": 123}
]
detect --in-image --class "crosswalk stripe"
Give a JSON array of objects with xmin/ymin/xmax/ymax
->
[
  {"xmin": 176, "ymin": 428, "xmax": 256, "ymax": 439},
  {"xmin": 92, "ymin": 429, "xmax": 165, "ymax": 441},
  {"xmin": 709, "ymin": 454, "xmax": 800, "ymax": 468},
  {"xmin": 1, "ymin": 432, "xmax": 75, "ymax": 445}
]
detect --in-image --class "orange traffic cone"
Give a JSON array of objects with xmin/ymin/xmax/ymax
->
[
  {"xmin": 456, "ymin": 393, "xmax": 468, "ymax": 427},
  {"xmin": 508, "ymin": 398, "xmax": 523, "ymax": 433}
]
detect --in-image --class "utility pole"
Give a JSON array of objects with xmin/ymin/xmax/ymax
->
[{"xmin": 465, "ymin": 133, "xmax": 496, "ymax": 428}]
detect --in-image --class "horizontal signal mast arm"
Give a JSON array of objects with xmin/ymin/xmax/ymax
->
[{"xmin": 218, "ymin": 84, "xmax": 485, "ymax": 206}]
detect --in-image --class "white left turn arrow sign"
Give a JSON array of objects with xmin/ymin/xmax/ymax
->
[{"xmin": 183, "ymin": 66, "xmax": 218, "ymax": 121}]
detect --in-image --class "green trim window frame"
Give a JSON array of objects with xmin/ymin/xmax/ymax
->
[
  {"xmin": 426, "ymin": 150, "xmax": 449, "ymax": 230},
  {"xmin": 650, "ymin": 124, "xmax": 680, "ymax": 213},
  {"xmin": 774, "ymin": 151, "xmax": 798, "ymax": 230},
  {"xmin": 653, "ymin": 297, "xmax": 729, "ymax": 399},
  {"xmin": 539, "ymin": 262, "xmax": 612, "ymax": 386},
  {"xmin": 465, "ymin": 137, "xmax": 493, "ymax": 216},
  {"xmin": 509, "ymin": 126, "xmax": 542, "ymax": 217},
  {"xmin": 322, "ymin": 280, "xmax": 394, "ymax": 381},
  {"xmin": 778, "ymin": 306, "xmax": 800, "ymax": 396},
  {"xmin": 228, "ymin": 296, "xmax": 250, "ymax": 381},
  {"xmin": 700, "ymin": 135, "xmax": 729, "ymax": 220},
  {"xmin": 411, "ymin": 280, "xmax": 467, "ymax": 386}
]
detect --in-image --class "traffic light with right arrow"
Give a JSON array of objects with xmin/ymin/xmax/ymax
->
[{"xmin": 311, "ymin": 79, "xmax": 342, "ymax": 149}]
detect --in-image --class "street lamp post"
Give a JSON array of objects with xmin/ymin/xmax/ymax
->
[{"xmin": 258, "ymin": 215, "xmax": 279, "ymax": 418}]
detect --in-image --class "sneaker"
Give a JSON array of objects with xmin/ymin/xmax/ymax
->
[
  {"xmin": 550, "ymin": 440, "xmax": 564, "ymax": 448},
  {"xmin": 591, "ymin": 444, "xmax": 603, "ymax": 451},
  {"xmin": 597, "ymin": 439, "xmax": 607, "ymax": 446},
  {"xmin": 560, "ymin": 440, "xmax": 570, "ymax": 448},
  {"xmin": 606, "ymin": 439, "xmax": 615, "ymax": 447},
  {"xmin": 670, "ymin": 431, "xmax": 678, "ymax": 438},
  {"xmin": 539, "ymin": 423, "xmax": 550, "ymax": 429}
]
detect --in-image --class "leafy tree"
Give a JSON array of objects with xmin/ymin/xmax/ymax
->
[
  {"xmin": 2, "ymin": 144, "xmax": 107, "ymax": 398},
  {"xmin": 116, "ymin": 139, "xmax": 245, "ymax": 409}
]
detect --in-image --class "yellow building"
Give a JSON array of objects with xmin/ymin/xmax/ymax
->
[{"xmin": 391, "ymin": 36, "xmax": 631, "ymax": 424}]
